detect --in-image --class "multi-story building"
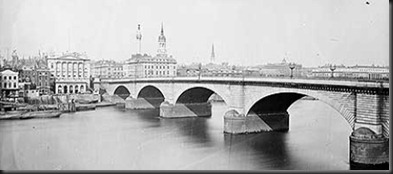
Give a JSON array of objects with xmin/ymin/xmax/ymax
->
[
  {"xmin": 0, "ymin": 69, "xmax": 19, "ymax": 99},
  {"xmin": 124, "ymin": 24, "xmax": 177, "ymax": 78},
  {"xmin": 47, "ymin": 52, "xmax": 91, "ymax": 94},
  {"xmin": 19, "ymin": 65, "xmax": 51, "ymax": 95},
  {"xmin": 91, "ymin": 60, "xmax": 124, "ymax": 79},
  {"xmin": 257, "ymin": 58, "xmax": 302, "ymax": 78}
]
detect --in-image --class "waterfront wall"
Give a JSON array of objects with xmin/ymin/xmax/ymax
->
[{"xmin": 25, "ymin": 94, "xmax": 100, "ymax": 104}]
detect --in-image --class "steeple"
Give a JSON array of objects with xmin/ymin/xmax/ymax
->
[
  {"xmin": 211, "ymin": 44, "xmax": 215, "ymax": 63},
  {"xmin": 157, "ymin": 22, "xmax": 167, "ymax": 56},
  {"xmin": 161, "ymin": 22, "xmax": 164, "ymax": 35},
  {"xmin": 136, "ymin": 24, "xmax": 142, "ymax": 54}
]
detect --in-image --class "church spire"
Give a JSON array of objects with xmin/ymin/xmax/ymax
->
[
  {"xmin": 161, "ymin": 22, "xmax": 164, "ymax": 35},
  {"xmin": 157, "ymin": 22, "xmax": 167, "ymax": 56},
  {"xmin": 211, "ymin": 44, "xmax": 215, "ymax": 63}
]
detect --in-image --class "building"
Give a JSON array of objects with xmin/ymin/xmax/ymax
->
[
  {"xmin": 91, "ymin": 60, "xmax": 124, "ymax": 79},
  {"xmin": 124, "ymin": 23, "xmax": 177, "ymax": 78},
  {"xmin": 19, "ymin": 64, "xmax": 51, "ymax": 95},
  {"xmin": 311, "ymin": 64, "xmax": 389, "ymax": 80},
  {"xmin": 47, "ymin": 52, "xmax": 91, "ymax": 94},
  {"xmin": 257, "ymin": 58, "xmax": 302, "ymax": 77},
  {"xmin": 0, "ymin": 69, "xmax": 19, "ymax": 99}
]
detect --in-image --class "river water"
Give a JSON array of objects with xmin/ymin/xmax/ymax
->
[{"xmin": 0, "ymin": 99, "xmax": 353, "ymax": 170}]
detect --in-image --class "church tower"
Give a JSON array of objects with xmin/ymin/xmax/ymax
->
[
  {"xmin": 210, "ymin": 44, "xmax": 215, "ymax": 63},
  {"xmin": 157, "ymin": 23, "xmax": 167, "ymax": 56},
  {"xmin": 136, "ymin": 24, "xmax": 142, "ymax": 54}
]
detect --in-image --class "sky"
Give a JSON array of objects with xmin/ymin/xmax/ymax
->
[{"xmin": 0, "ymin": 0, "xmax": 389, "ymax": 67}]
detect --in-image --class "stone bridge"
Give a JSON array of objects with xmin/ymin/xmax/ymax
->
[{"xmin": 94, "ymin": 76, "xmax": 389, "ymax": 167}]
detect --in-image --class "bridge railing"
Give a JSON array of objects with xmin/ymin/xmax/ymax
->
[{"xmin": 95, "ymin": 76, "xmax": 389, "ymax": 89}]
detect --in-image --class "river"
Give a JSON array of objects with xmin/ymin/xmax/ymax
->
[{"xmin": 0, "ymin": 99, "xmax": 353, "ymax": 170}]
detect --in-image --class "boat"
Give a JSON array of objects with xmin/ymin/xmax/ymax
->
[
  {"xmin": 0, "ymin": 111, "xmax": 28, "ymax": 120},
  {"xmin": 20, "ymin": 110, "xmax": 62, "ymax": 119},
  {"xmin": 76, "ymin": 99, "xmax": 99, "ymax": 104},
  {"xmin": 76, "ymin": 104, "xmax": 96, "ymax": 111}
]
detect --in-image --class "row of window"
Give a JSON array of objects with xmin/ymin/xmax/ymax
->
[
  {"xmin": 144, "ymin": 65, "xmax": 175, "ymax": 69},
  {"xmin": 3, "ymin": 82, "xmax": 17, "ymax": 88},
  {"xmin": 51, "ymin": 63, "xmax": 86, "ymax": 69},
  {"xmin": 1, "ymin": 76, "xmax": 17, "ymax": 80},
  {"xmin": 56, "ymin": 75, "xmax": 87, "ymax": 78},
  {"xmin": 145, "ymin": 70, "xmax": 175, "ymax": 76}
]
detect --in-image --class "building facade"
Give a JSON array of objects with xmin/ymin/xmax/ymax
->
[
  {"xmin": 0, "ymin": 69, "xmax": 19, "ymax": 99},
  {"xmin": 91, "ymin": 60, "xmax": 124, "ymax": 79},
  {"xmin": 19, "ymin": 65, "xmax": 51, "ymax": 95},
  {"xmin": 124, "ymin": 23, "xmax": 177, "ymax": 78},
  {"xmin": 257, "ymin": 58, "xmax": 302, "ymax": 78},
  {"xmin": 47, "ymin": 52, "xmax": 91, "ymax": 94}
]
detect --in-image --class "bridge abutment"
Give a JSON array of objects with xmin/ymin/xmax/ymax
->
[
  {"xmin": 224, "ymin": 110, "xmax": 289, "ymax": 134},
  {"xmin": 159, "ymin": 101, "xmax": 212, "ymax": 118}
]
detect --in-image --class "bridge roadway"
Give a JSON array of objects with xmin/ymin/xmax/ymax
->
[{"xmin": 95, "ymin": 76, "xmax": 389, "ymax": 168}]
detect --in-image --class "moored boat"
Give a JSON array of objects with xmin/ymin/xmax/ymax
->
[
  {"xmin": 76, "ymin": 104, "xmax": 96, "ymax": 111},
  {"xmin": 0, "ymin": 111, "xmax": 28, "ymax": 120},
  {"xmin": 21, "ymin": 110, "xmax": 62, "ymax": 119}
]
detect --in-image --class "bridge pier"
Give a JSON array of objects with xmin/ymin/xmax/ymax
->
[
  {"xmin": 224, "ymin": 110, "xmax": 289, "ymax": 134},
  {"xmin": 159, "ymin": 101, "xmax": 212, "ymax": 118},
  {"xmin": 125, "ymin": 97, "xmax": 163, "ymax": 109},
  {"xmin": 349, "ymin": 125, "xmax": 389, "ymax": 169}
]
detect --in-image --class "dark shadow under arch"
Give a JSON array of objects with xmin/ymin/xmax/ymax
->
[
  {"xmin": 247, "ymin": 93, "xmax": 306, "ymax": 115},
  {"xmin": 175, "ymin": 87, "xmax": 226, "ymax": 117},
  {"xmin": 137, "ymin": 86, "xmax": 165, "ymax": 108},
  {"xmin": 176, "ymin": 87, "xmax": 215, "ymax": 104},
  {"xmin": 114, "ymin": 85, "xmax": 130, "ymax": 100},
  {"xmin": 247, "ymin": 92, "xmax": 353, "ymax": 132}
]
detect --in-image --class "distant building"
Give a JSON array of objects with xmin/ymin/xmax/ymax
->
[
  {"xmin": 258, "ymin": 58, "xmax": 302, "ymax": 77},
  {"xmin": 311, "ymin": 64, "xmax": 389, "ymax": 80},
  {"xmin": 0, "ymin": 69, "xmax": 19, "ymax": 99},
  {"xmin": 47, "ymin": 52, "xmax": 91, "ymax": 94},
  {"xmin": 91, "ymin": 60, "xmax": 124, "ymax": 79},
  {"xmin": 124, "ymin": 23, "xmax": 177, "ymax": 78}
]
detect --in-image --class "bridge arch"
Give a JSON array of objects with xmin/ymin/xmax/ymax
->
[
  {"xmin": 245, "ymin": 89, "xmax": 355, "ymax": 129},
  {"xmin": 137, "ymin": 85, "xmax": 166, "ymax": 99},
  {"xmin": 114, "ymin": 85, "xmax": 130, "ymax": 100},
  {"xmin": 136, "ymin": 85, "xmax": 166, "ymax": 107},
  {"xmin": 174, "ymin": 86, "xmax": 229, "ymax": 104}
]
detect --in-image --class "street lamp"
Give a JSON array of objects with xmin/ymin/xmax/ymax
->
[
  {"xmin": 198, "ymin": 63, "xmax": 202, "ymax": 80},
  {"xmin": 329, "ymin": 64, "xmax": 336, "ymax": 78},
  {"xmin": 231, "ymin": 65, "xmax": 236, "ymax": 77},
  {"xmin": 289, "ymin": 63, "xmax": 295, "ymax": 79}
]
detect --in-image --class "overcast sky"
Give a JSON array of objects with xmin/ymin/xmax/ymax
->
[{"xmin": 0, "ymin": 0, "xmax": 389, "ymax": 67}]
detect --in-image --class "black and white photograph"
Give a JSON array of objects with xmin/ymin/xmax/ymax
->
[{"xmin": 0, "ymin": 0, "xmax": 389, "ymax": 171}]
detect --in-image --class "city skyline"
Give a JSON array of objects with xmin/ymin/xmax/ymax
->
[{"xmin": 0, "ymin": 0, "xmax": 389, "ymax": 67}]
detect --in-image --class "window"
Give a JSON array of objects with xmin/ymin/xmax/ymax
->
[
  {"xmin": 3, "ymin": 83, "xmax": 6, "ymax": 88},
  {"xmin": 14, "ymin": 83, "xmax": 16, "ymax": 88}
]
